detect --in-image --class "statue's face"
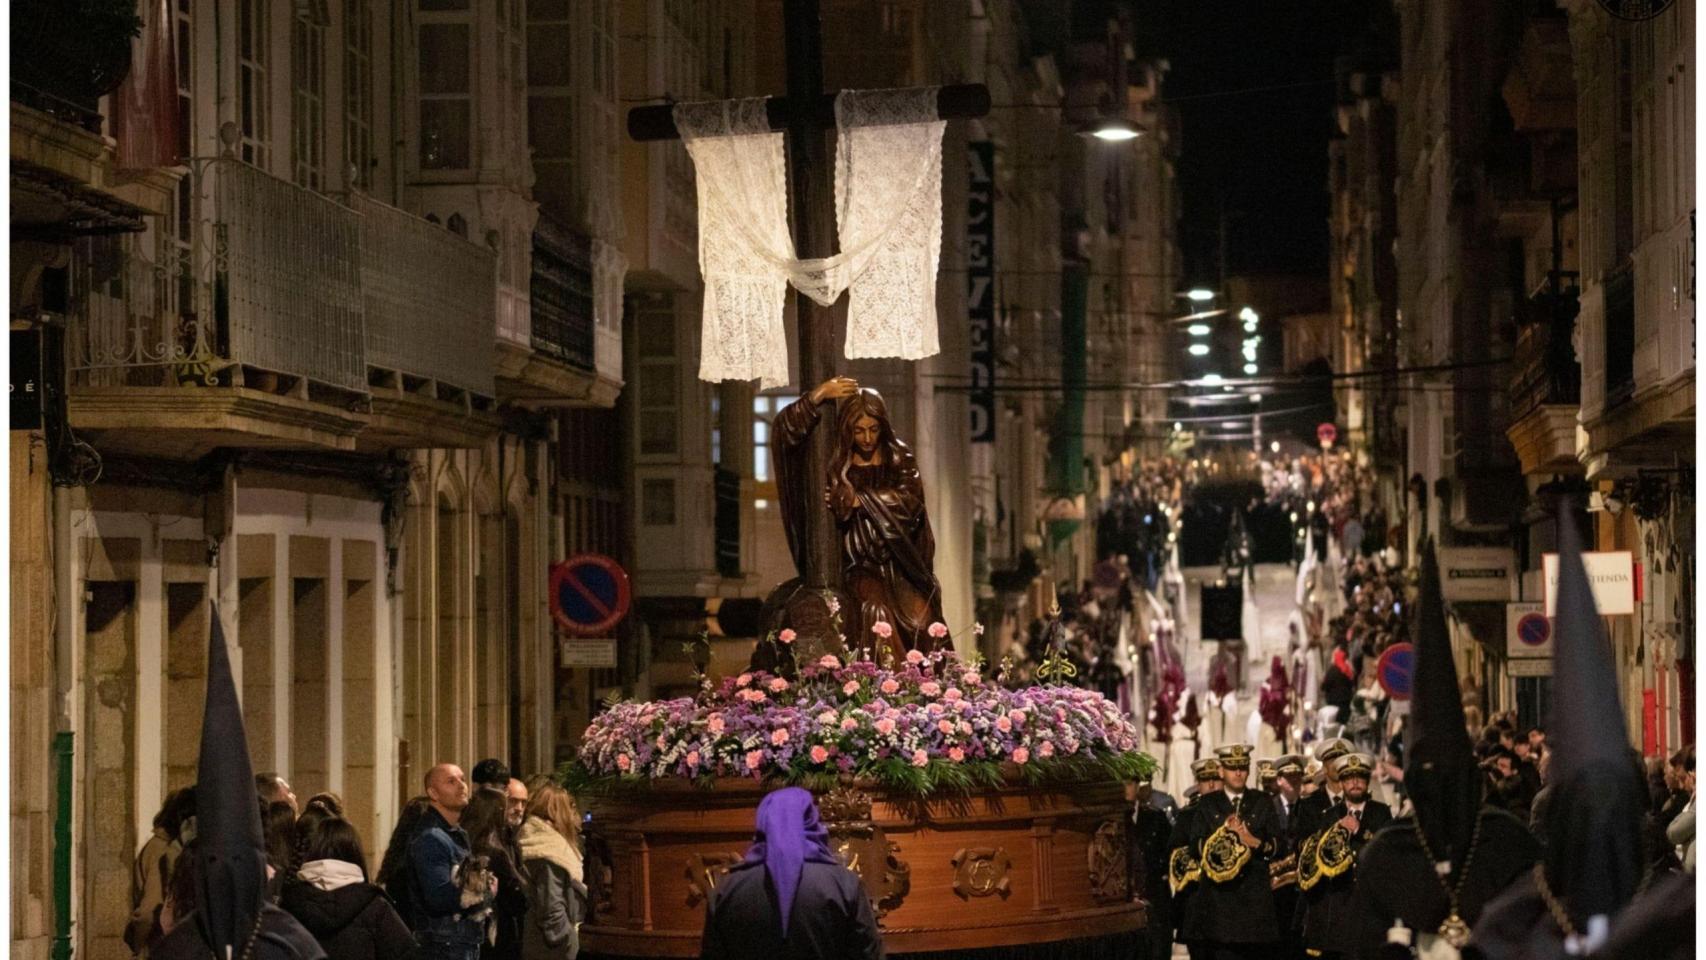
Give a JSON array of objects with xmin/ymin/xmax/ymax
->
[{"xmin": 851, "ymin": 413, "xmax": 880, "ymax": 456}]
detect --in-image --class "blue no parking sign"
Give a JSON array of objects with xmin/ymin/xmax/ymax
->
[
  {"xmin": 550, "ymin": 554, "xmax": 632, "ymax": 636},
  {"xmin": 1377, "ymin": 642, "xmax": 1414, "ymax": 701}
]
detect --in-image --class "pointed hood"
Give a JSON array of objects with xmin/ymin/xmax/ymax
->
[
  {"xmin": 192, "ymin": 603, "xmax": 269, "ymax": 955},
  {"xmin": 1404, "ymin": 540, "xmax": 1483, "ymax": 860},
  {"xmin": 1541, "ymin": 513, "xmax": 1645, "ymax": 931}
]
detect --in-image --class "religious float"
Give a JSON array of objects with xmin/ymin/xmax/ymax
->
[{"xmin": 566, "ymin": 383, "xmax": 1157, "ymax": 958}]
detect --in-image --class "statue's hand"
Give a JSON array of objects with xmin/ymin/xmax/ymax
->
[{"xmin": 811, "ymin": 376, "xmax": 860, "ymax": 405}]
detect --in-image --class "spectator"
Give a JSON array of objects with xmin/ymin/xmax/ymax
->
[
  {"xmin": 258, "ymin": 773, "xmax": 299, "ymax": 814},
  {"xmin": 463, "ymin": 787, "xmax": 528, "ymax": 960},
  {"xmin": 517, "ymin": 783, "xmax": 586, "ymax": 960},
  {"xmin": 699, "ymin": 787, "xmax": 883, "ymax": 960},
  {"xmin": 378, "ymin": 796, "xmax": 434, "ymax": 930},
  {"xmin": 1320, "ymin": 641, "xmax": 1354, "ymax": 724},
  {"xmin": 471, "ymin": 759, "xmax": 511, "ymax": 793},
  {"xmin": 1485, "ymin": 748, "xmax": 1533, "ymax": 816},
  {"xmin": 128, "ymin": 786, "xmax": 196, "ymax": 955},
  {"xmin": 264, "ymin": 801, "xmax": 300, "ymax": 896},
  {"xmin": 505, "ymin": 779, "xmax": 530, "ymax": 831},
  {"xmin": 409, "ymin": 763, "xmax": 486, "ymax": 959},
  {"xmin": 281, "ymin": 817, "xmax": 418, "ymax": 960},
  {"xmin": 295, "ymin": 795, "xmax": 346, "ymax": 877},
  {"xmin": 1666, "ymin": 747, "xmax": 1695, "ymax": 874}
]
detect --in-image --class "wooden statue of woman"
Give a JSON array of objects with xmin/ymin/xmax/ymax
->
[{"xmin": 774, "ymin": 376, "xmax": 947, "ymax": 658}]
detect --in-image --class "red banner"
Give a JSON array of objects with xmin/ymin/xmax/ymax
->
[{"xmin": 111, "ymin": 0, "xmax": 179, "ymax": 169}]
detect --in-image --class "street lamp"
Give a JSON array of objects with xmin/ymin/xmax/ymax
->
[
  {"xmin": 1186, "ymin": 289, "xmax": 1217, "ymax": 302},
  {"xmin": 1238, "ymin": 307, "xmax": 1258, "ymax": 322},
  {"xmin": 1243, "ymin": 363, "xmax": 1258, "ymax": 374},
  {"xmin": 1188, "ymin": 344, "xmax": 1210, "ymax": 356},
  {"xmin": 1187, "ymin": 323, "xmax": 1211, "ymax": 336},
  {"xmin": 1079, "ymin": 116, "xmax": 1141, "ymax": 142}
]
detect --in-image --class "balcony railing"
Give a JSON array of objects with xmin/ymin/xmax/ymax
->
[
  {"xmin": 352, "ymin": 194, "xmax": 496, "ymax": 397},
  {"xmin": 71, "ymin": 159, "xmax": 496, "ymax": 406},
  {"xmin": 10, "ymin": 0, "xmax": 136, "ymax": 134},
  {"xmin": 1508, "ymin": 284, "xmax": 1581, "ymax": 423}
]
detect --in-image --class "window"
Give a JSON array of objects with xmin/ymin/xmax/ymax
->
[
  {"xmin": 170, "ymin": 0, "xmax": 194, "ymax": 311},
  {"xmin": 291, "ymin": 4, "xmax": 327, "ymax": 189},
  {"xmin": 636, "ymin": 310, "xmax": 678, "ymax": 456},
  {"xmin": 344, "ymin": 0, "xmax": 372, "ymax": 188},
  {"xmin": 239, "ymin": 0, "xmax": 271, "ymax": 168},
  {"xmin": 642, "ymin": 479, "xmax": 677, "ymax": 525},
  {"xmin": 418, "ymin": 1, "xmax": 471, "ymax": 170},
  {"xmin": 527, "ymin": 1, "xmax": 575, "ymax": 216},
  {"xmin": 751, "ymin": 394, "xmax": 798, "ymax": 483}
]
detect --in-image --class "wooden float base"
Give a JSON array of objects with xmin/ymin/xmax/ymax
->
[{"xmin": 581, "ymin": 777, "xmax": 1147, "ymax": 957}]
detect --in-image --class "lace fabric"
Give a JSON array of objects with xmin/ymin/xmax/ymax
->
[{"xmin": 673, "ymin": 87, "xmax": 944, "ymax": 387}]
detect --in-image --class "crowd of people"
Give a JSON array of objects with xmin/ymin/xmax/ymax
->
[{"xmin": 127, "ymin": 759, "xmax": 588, "ymax": 960}]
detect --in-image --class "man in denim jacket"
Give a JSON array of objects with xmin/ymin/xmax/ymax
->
[{"xmin": 409, "ymin": 763, "xmax": 487, "ymax": 959}]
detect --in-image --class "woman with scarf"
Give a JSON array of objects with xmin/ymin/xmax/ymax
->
[
  {"xmin": 280, "ymin": 818, "xmax": 417, "ymax": 960},
  {"xmin": 700, "ymin": 788, "xmax": 883, "ymax": 960},
  {"xmin": 517, "ymin": 783, "xmax": 586, "ymax": 959}
]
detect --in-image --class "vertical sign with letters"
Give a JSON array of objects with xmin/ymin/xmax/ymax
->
[{"xmin": 966, "ymin": 141, "xmax": 996, "ymax": 443}]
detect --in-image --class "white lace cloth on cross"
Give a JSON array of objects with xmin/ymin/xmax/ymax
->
[{"xmin": 674, "ymin": 87, "xmax": 945, "ymax": 389}]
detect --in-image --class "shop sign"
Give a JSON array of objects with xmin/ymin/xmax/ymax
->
[
  {"xmin": 1505, "ymin": 602, "xmax": 1551, "ymax": 659},
  {"xmin": 1542, "ymin": 551, "xmax": 1635, "ymax": 616},
  {"xmin": 1508, "ymin": 658, "xmax": 1553, "ymax": 678},
  {"xmin": 1438, "ymin": 547, "xmax": 1515, "ymax": 602},
  {"xmin": 966, "ymin": 141, "xmax": 996, "ymax": 444}
]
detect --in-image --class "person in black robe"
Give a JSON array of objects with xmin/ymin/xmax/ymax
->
[
  {"xmin": 153, "ymin": 604, "xmax": 325, "ymax": 960},
  {"xmin": 1350, "ymin": 543, "xmax": 1537, "ymax": 959},
  {"xmin": 1182, "ymin": 745, "xmax": 1280, "ymax": 960},
  {"xmin": 1466, "ymin": 516, "xmax": 1692, "ymax": 960},
  {"xmin": 1126, "ymin": 775, "xmax": 1176, "ymax": 960},
  {"xmin": 1298, "ymin": 753, "xmax": 1390, "ymax": 960},
  {"xmin": 700, "ymin": 787, "xmax": 883, "ymax": 960},
  {"xmin": 774, "ymin": 377, "xmax": 946, "ymax": 659},
  {"xmin": 1169, "ymin": 759, "xmax": 1222, "ymax": 960}
]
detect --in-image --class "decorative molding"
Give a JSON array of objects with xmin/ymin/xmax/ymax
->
[
  {"xmin": 683, "ymin": 852, "xmax": 744, "ymax": 907},
  {"xmin": 950, "ymin": 846, "xmax": 1013, "ymax": 899},
  {"xmin": 819, "ymin": 786, "xmax": 911, "ymax": 917},
  {"xmin": 1087, "ymin": 819, "xmax": 1128, "ymax": 902}
]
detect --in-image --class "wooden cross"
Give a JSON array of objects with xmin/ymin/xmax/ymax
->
[{"xmin": 628, "ymin": 0, "xmax": 988, "ymax": 602}]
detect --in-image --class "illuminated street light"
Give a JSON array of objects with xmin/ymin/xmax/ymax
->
[
  {"xmin": 1188, "ymin": 344, "xmax": 1210, "ymax": 356},
  {"xmin": 1238, "ymin": 307, "xmax": 1258, "ymax": 322},
  {"xmin": 1186, "ymin": 289, "xmax": 1216, "ymax": 302},
  {"xmin": 1081, "ymin": 116, "xmax": 1141, "ymax": 141},
  {"xmin": 1270, "ymin": 441, "xmax": 1281, "ymax": 453},
  {"xmin": 1201, "ymin": 373, "xmax": 1223, "ymax": 385},
  {"xmin": 1244, "ymin": 363, "xmax": 1258, "ymax": 374},
  {"xmin": 1187, "ymin": 324, "xmax": 1211, "ymax": 336}
]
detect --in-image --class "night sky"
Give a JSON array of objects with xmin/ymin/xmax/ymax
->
[{"xmin": 1129, "ymin": 0, "xmax": 1390, "ymax": 286}]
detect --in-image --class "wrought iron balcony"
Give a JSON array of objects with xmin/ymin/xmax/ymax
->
[
  {"xmin": 1508, "ymin": 279, "xmax": 1581, "ymax": 423},
  {"xmin": 1603, "ymin": 264, "xmax": 1636, "ymax": 409}
]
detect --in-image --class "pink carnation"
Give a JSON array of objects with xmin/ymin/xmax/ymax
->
[
  {"xmin": 745, "ymin": 750, "xmax": 764, "ymax": 770},
  {"xmin": 948, "ymin": 746, "xmax": 965, "ymax": 763},
  {"xmin": 1039, "ymin": 740, "xmax": 1055, "ymax": 758},
  {"xmin": 810, "ymin": 745, "xmax": 830, "ymax": 764},
  {"xmin": 740, "ymin": 689, "xmax": 767, "ymax": 703},
  {"xmin": 778, "ymin": 628, "xmax": 797, "ymax": 644},
  {"xmin": 843, "ymin": 680, "xmax": 861, "ymax": 696},
  {"xmin": 910, "ymin": 749, "xmax": 929, "ymax": 768},
  {"xmin": 737, "ymin": 673, "xmax": 752, "ymax": 687},
  {"xmin": 905, "ymin": 649, "xmax": 925, "ymax": 665},
  {"xmin": 771, "ymin": 728, "xmax": 790, "ymax": 746},
  {"xmin": 840, "ymin": 717, "xmax": 859, "ymax": 731},
  {"xmin": 880, "ymin": 678, "xmax": 901, "ymax": 695},
  {"xmin": 871, "ymin": 621, "xmax": 894, "ymax": 639},
  {"xmin": 928, "ymin": 621, "xmax": 949, "ymax": 639},
  {"xmin": 817, "ymin": 710, "xmax": 839, "ymax": 726},
  {"xmin": 685, "ymin": 750, "xmax": 700, "ymax": 768},
  {"xmin": 996, "ymin": 716, "xmax": 1013, "ymax": 733},
  {"xmin": 944, "ymin": 687, "xmax": 963, "ymax": 701},
  {"xmin": 937, "ymin": 719, "xmax": 955, "ymax": 735},
  {"xmin": 958, "ymin": 720, "xmax": 974, "ymax": 735},
  {"xmin": 1008, "ymin": 709, "xmax": 1026, "ymax": 726},
  {"xmin": 819, "ymin": 654, "xmax": 841, "ymax": 670},
  {"xmin": 874, "ymin": 718, "xmax": 896, "ymax": 736},
  {"xmin": 707, "ymin": 713, "xmax": 725, "ymax": 734},
  {"xmin": 962, "ymin": 672, "xmax": 980, "ymax": 686},
  {"xmin": 919, "ymin": 681, "xmax": 942, "ymax": 697},
  {"xmin": 768, "ymin": 677, "xmax": 789, "ymax": 693},
  {"xmin": 1011, "ymin": 746, "xmax": 1030, "ymax": 764},
  {"xmin": 616, "ymin": 754, "xmax": 632, "ymax": 772}
]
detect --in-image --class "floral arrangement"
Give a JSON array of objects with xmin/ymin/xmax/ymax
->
[{"xmin": 567, "ymin": 623, "xmax": 1155, "ymax": 798}]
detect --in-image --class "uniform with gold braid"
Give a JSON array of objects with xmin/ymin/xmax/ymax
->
[
  {"xmin": 1167, "ymin": 756, "xmax": 1222, "ymax": 954},
  {"xmin": 1298, "ymin": 753, "xmax": 1391, "ymax": 959},
  {"xmin": 1177, "ymin": 744, "xmax": 1283, "ymax": 952}
]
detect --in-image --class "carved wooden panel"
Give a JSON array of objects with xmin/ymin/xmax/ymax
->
[
  {"xmin": 951, "ymin": 846, "xmax": 1014, "ymax": 899},
  {"xmin": 1087, "ymin": 819, "xmax": 1128, "ymax": 902},
  {"xmin": 819, "ymin": 786, "xmax": 911, "ymax": 917},
  {"xmin": 683, "ymin": 851, "xmax": 745, "ymax": 907}
]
